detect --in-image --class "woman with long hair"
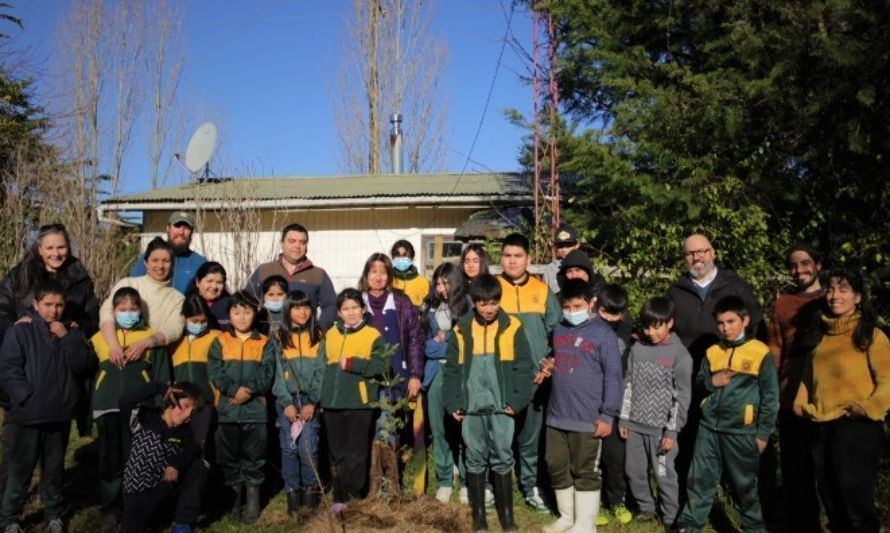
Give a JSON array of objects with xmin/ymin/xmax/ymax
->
[
  {"xmin": 794, "ymin": 269, "xmax": 890, "ymax": 532},
  {"xmin": 421, "ymin": 262, "xmax": 470, "ymax": 503},
  {"xmin": 459, "ymin": 243, "xmax": 490, "ymax": 286},
  {"xmin": 186, "ymin": 261, "xmax": 231, "ymax": 331}
]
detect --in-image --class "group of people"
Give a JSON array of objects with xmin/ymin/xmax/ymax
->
[{"xmin": 0, "ymin": 212, "xmax": 886, "ymax": 533}]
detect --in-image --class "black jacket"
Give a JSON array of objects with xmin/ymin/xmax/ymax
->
[
  {"xmin": 0, "ymin": 258, "xmax": 100, "ymax": 340},
  {"xmin": 666, "ymin": 268, "xmax": 764, "ymax": 372},
  {"xmin": 0, "ymin": 310, "xmax": 96, "ymax": 425}
]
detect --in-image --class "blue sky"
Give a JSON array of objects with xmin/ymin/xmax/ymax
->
[{"xmin": 9, "ymin": 1, "xmax": 536, "ymax": 194}]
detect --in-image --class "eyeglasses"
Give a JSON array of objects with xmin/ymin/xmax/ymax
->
[{"xmin": 684, "ymin": 248, "xmax": 712, "ymax": 258}]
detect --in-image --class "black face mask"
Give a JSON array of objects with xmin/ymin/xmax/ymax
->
[{"xmin": 604, "ymin": 319, "xmax": 621, "ymax": 332}]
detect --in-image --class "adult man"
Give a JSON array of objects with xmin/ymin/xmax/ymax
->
[
  {"xmin": 666, "ymin": 234, "xmax": 764, "ymax": 502},
  {"xmin": 131, "ymin": 212, "xmax": 205, "ymax": 294},
  {"xmin": 245, "ymin": 223, "xmax": 337, "ymax": 330},
  {"xmin": 768, "ymin": 243, "xmax": 824, "ymax": 531},
  {"xmin": 543, "ymin": 225, "xmax": 582, "ymax": 294}
]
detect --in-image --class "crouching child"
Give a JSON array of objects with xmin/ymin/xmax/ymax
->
[
  {"xmin": 442, "ymin": 274, "xmax": 534, "ymax": 532},
  {"xmin": 0, "ymin": 281, "xmax": 96, "ymax": 533},
  {"xmin": 541, "ymin": 279, "xmax": 623, "ymax": 533}
]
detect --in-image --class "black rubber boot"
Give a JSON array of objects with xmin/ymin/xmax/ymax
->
[
  {"xmin": 493, "ymin": 472, "xmax": 518, "ymax": 532},
  {"xmin": 242, "ymin": 484, "xmax": 261, "ymax": 523},
  {"xmin": 228, "ymin": 484, "xmax": 244, "ymax": 521},
  {"xmin": 302, "ymin": 486, "xmax": 320, "ymax": 510},
  {"xmin": 466, "ymin": 472, "xmax": 489, "ymax": 532},
  {"xmin": 286, "ymin": 490, "xmax": 301, "ymax": 519}
]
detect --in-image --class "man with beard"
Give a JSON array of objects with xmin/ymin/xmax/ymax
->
[
  {"xmin": 666, "ymin": 234, "xmax": 764, "ymax": 517},
  {"xmin": 131, "ymin": 212, "xmax": 206, "ymax": 294},
  {"xmin": 767, "ymin": 243, "xmax": 825, "ymax": 531}
]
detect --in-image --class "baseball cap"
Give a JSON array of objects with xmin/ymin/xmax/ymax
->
[
  {"xmin": 554, "ymin": 224, "xmax": 578, "ymax": 246},
  {"xmin": 168, "ymin": 211, "xmax": 196, "ymax": 228}
]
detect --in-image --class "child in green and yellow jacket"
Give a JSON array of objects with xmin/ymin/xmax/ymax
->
[
  {"xmin": 319, "ymin": 288, "xmax": 387, "ymax": 513},
  {"xmin": 90, "ymin": 287, "xmax": 169, "ymax": 528},
  {"xmin": 677, "ymin": 296, "xmax": 778, "ymax": 533},
  {"xmin": 208, "ymin": 291, "xmax": 275, "ymax": 524},
  {"xmin": 443, "ymin": 274, "xmax": 534, "ymax": 532}
]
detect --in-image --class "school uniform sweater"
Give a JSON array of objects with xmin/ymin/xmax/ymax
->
[
  {"xmin": 91, "ymin": 324, "xmax": 171, "ymax": 414},
  {"xmin": 794, "ymin": 314, "xmax": 890, "ymax": 422},
  {"xmin": 547, "ymin": 317, "xmax": 623, "ymax": 433},
  {"xmin": 619, "ymin": 333, "xmax": 693, "ymax": 439},
  {"xmin": 497, "ymin": 273, "xmax": 561, "ymax": 365},
  {"xmin": 318, "ymin": 319, "xmax": 387, "ymax": 409},
  {"xmin": 208, "ymin": 331, "xmax": 276, "ymax": 424},
  {"xmin": 99, "ymin": 276, "xmax": 185, "ymax": 345},
  {"xmin": 698, "ymin": 337, "xmax": 778, "ymax": 441},
  {"xmin": 272, "ymin": 327, "xmax": 325, "ymax": 407},
  {"xmin": 170, "ymin": 329, "xmax": 221, "ymax": 405},
  {"xmin": 393, "ymin": 267, "xmax": 430, "ymax": 308}
]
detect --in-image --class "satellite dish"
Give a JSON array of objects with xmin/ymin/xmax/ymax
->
[{"xmin": 184, "ymin": 122, "xmax": 218, "ymax": 175}]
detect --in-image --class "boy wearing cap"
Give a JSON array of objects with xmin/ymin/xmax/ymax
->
[
  {"xmin": 543, "ymin": 225, "xmax": 581, "ymax": 294},
  {"xmin": 131, "ymin": 212, "xmax": 206, "ymax": 293}
]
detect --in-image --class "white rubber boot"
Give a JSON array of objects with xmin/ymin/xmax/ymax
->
[
  {"xmin": 569, "ymin": 490, "xmax": 600, "ymax": 533},
  {"xmin": 543, "ymin": 487, "xmax": 575, "ymax": 533}
]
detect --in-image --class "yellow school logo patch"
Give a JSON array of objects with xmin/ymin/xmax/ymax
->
[{"xmin": 741, "ymin": 359, "xmax": 752, "ymax": 372}]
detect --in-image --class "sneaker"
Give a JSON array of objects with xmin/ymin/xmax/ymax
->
[
  {"xmin": 47, "ymin": 518, "xmax": 65, "ymax": 533},
  {"xmin": 170, "ymin": 523, "xmax": 193, "ymax": 533},
  {"xmin": 613, "ymin": 503, "xmax": 633, "ymax": 524},
  {"xmin": 330, "ymin": 502, "xmax": 348, "ymax": 515},
  {"xmin": 596, "ymin": 507, "xmax": 611, "ymax": 526},
  {"xmin": 485, "ymin": 488, "xmax": 495, "ymax": 510},
  {"xmin": 435, "ymin": 486, "xmax": 453, "ymax": 503},
  {"xmin": 4, "ymin": 525, "xmax": 23, "ymax": 533},
  {"xmin": 524, "ymin": 487, "xmax": 549, "ymax": 513},
  {"xmin": 459, "ymin": 486, "xmax": 469, "ymax": 504}
]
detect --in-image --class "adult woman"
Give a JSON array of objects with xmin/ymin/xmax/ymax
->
[
  {"xmin": 186, "ymin": 261, "xmax": 231, "ymax": 330},
  {"xmin": 459, "ymin": 243, "xmax": 490, "ymax": 286},
  {"xmin": 0, "ymin": 224, "xmax": 99, "ymax": 339},
  {"xmin": 794, "ymin": 269, "xmax": 890, "ymax": 532},
  {"xmin": 98, "ymin": 237, "xmax": 185, "ymax": 367},
  {"xmin": 358, "ymin": 253, "xmax": 424, "ymax": 497},
  {"xmin": 421, "ymin": 262, "xmax": 469, "ymax": 503}
]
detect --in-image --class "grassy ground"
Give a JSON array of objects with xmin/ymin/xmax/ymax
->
[{"xmin": 9, "ymin": 425, "xmax": 890, "ymax": 532}]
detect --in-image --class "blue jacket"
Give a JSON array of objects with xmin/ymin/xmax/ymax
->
[
  {"xmin": 131, "ymin": 248, "xmax": 206, "ymax": 294},
  {"xmin": 422, "ymin": 307, "xmax": 451, "ymax": 390}
]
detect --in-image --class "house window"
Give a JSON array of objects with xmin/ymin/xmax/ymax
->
[{"xmin": 422, "ymin": 235, "xmax": 463, "ymax": 273}]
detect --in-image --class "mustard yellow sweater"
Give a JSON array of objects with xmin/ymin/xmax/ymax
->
[{"xmin": 794, "ymin": 314, "xmax": 890, "ymax": 422}]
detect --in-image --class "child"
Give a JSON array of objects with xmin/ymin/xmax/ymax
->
[
  {"xmin": 120, "ymin": 381, "xmax": 203, "ymax": 533},
  {"xmin": 422, "ymin": 262, "xmax": 470, "ymax": 504},
  {"xmin": 258, "ymin": 275, "xmax": 288, "ymax": 336},
  {"xmin": 168, "ymin": 295, "xmax": 222, "ymax": 531},
  {"xmin": 543, "ymin": 279, "xmax": 623, "ymax": 533},
  {"xmin": 208, "ymin": 291, "xmax": 276, "ymax": 524},
  {"xmin": 594, "ymin": 285, "xmax": 634, "ymax": 526},
  {"xmin": 391, "ymin": 240, "xmax": 430, "ymax": 308},
  {"xmin": 676, "ymin": 296, "xmax": 778, "ymax": 532},
  {"xmin": 0, "ymin": 281, "xmax": 95, "ymax": 533},
  {"xmin": 272, "ymin": 290, "xmax": 325, "ymax": 518},
  {"xmin": 318, "ymin": 288, "xmax": 387, "ymax": 513},
  {"xmin": 90, "ymin": 287, "xmax": 170, "ymax": 531},
  {"xmin": 442, "ymin": 274, "xmax": 534, "ymax": 532},
  {"xmin": 496, "ymin": 232, "xmax": 561, "ymax": 512},
  {"xmin": 618, "ymin": 297, "xmax": 692, "ymax": 528}
]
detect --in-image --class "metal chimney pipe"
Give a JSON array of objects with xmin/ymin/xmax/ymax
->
[{"xmin": 390, "ymin": 113, "xmax": 403, "ymax": 174}]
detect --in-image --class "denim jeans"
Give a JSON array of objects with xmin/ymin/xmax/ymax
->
[{"xmin": 276, "ymin": 396, "xmax": 320, "ymax": 492}]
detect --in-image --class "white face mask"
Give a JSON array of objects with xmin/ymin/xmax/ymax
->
[{"xmin": 563, "ymin": 308, "xmax": 590, "ymax": 326}]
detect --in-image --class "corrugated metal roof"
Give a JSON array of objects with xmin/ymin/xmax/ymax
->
[{"xmin": 107, "ymin": 172, "xmax": 531, "ymax": 203}]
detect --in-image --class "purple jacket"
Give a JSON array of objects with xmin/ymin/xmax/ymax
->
[{"xmin": 363, "ymin": 290, "xmax": 424, "ymax": 381}]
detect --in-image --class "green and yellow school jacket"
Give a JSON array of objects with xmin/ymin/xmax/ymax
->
[
  {"xmin": 497, "ymin": 274, "xmax": 561, "ymax": 365},
  {"xmin": 318, "ymin": 320, "xmax": 387, "ymax": 410},
  {"xmin": 272, "ymin": 327, "xmax": 325, "ymax": 408},
  {"xmin": 208, "ymin": 330, "xmax": 276, "ymax": 424},
  {"xmin": 90, "ymin": 324, "xmax": 170, "ymax": 414},
  {"xmin": 698, "ymin": 337, "xmax": 779, "ymax": 441},
  {"xmin": 442, "ymin": 310, "xmax": 535, "ymax": 415},
  {"xmin": 393, "ymin": 268, "xmax": 430, "ymax": 308},
  {"xmin": 170, "ymin": 329, "xmax": 221, "ymax": 405}
]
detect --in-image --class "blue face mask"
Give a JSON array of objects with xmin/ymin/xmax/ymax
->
[
  {"xmin": 392, "ymin": 257, "xmax": 413, "ymax": 272},
  {"xmin": 264, "ymin": 299, "xmax": 284, "ymax": 313},
  {"xmin": 186, "ymin": 321, "xmax": 207, "ymax": 336},
  {"xmin": 563, "ymin": 308, "xmax": 590, "ymax": 326},
  {"xmin": 116, "ymin": 311, "xmax": 140, "ymax": 329}
]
